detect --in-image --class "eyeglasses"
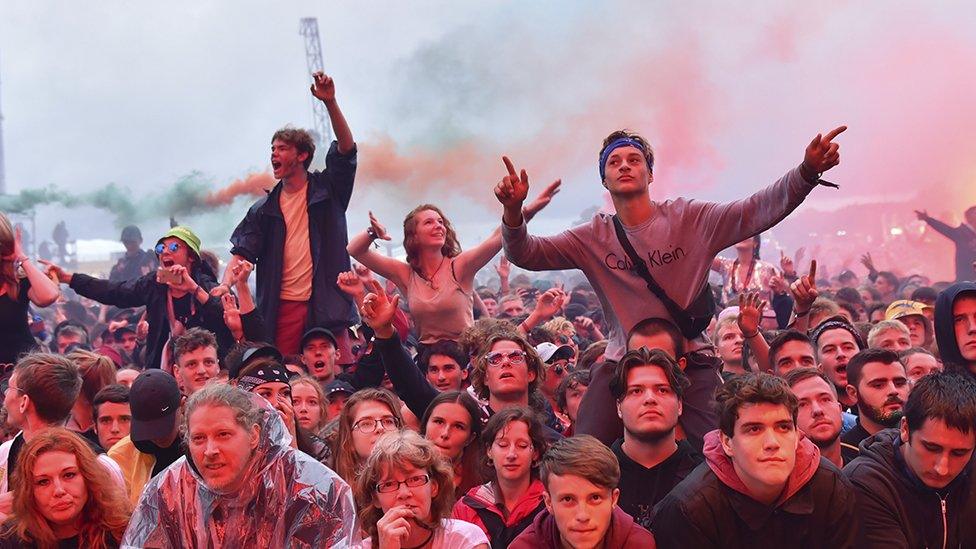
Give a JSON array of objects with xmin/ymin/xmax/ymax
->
[
  {"xmin": 353, "ymin": 416, "xmax": 400, "ymax": 433},
  {"xmin": 485, "ymin": 350, "xmax": 527, "ymax": 367},
  {"xmin": 375, "ymin": 474, "xmax": 430, "ymax": 494},
  {"xmin": 155, "ymin": 242, "xmax": 182, "ymax": 255}
]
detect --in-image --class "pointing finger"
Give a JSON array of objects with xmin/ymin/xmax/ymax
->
[
  {"xmin": 809, "ymin": 259, "xmax": 817, "ymax": 282},
  {"xmin": 503, "ymin": 156, "xmax": 518, "ymax": 179},
  {"xmin": 824, "ymin": 125, "xmax": 848, "ymax": 142}
]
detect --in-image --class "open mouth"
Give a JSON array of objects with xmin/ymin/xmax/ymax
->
[
  {"xmin": 161, "ymin": 259, "xmax": 175, "ymax": 267},
  {"xmin": 498, "ymin": 373, "xmax": 515, "ymax": 380},
  {"xmin": 272, "ymin": 160, "xmax": 282, "ymax": 171}
]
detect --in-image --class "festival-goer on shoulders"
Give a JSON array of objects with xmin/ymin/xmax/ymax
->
[
  {"xmin": 122, "ymin": 383, "xmax": 357, "ymax": 547},
  {"xmin": 0, "ymin": 213, "xmax": 60, "ymax": 367},
  {"xmin": 347, "ymin": 182, "xmax": 560, "ymax": 345},
  {"xmin": 609, "ymin": 347, "xmax": 702, "ymax": 529},
  {"xmin": 44, "ymin": 226, "xmax": 230, "ymax": 369},
  {"xmin": 711, "ymin": 234, "xmax": 779, "ymax": 306},
  {"xmin": 331, "ymin": 387, "xmax": 405, "ymax": 487},
  {"xmin": 109, "ymin": 225, "xmax": 157, "ymax": 283},
  {"xmin": 844, "ymin": 372, "xmax": 976, "ymax": 547},
  {"xmin": 898, "ymin": 347, "xmax": 942, "ymax": 383},
  {"xmin": 91, "ymin": 385, "xmax": 131, "ymax": 453},
  {"xmin": 934, "ymin": 281, "xmax": 976, "ymax": 377},
  {"xmin": 353, "ymin": 430, "xmax": 488, "ymax": 549},
  {"xmin": 840, "ymin": 349, "xmax": 909, "ymax": 451},
  {"xmin": 510, "ymin": 435, "xmax": 656, "ymax": 549},
  {"xmin": 0, "ymin": 428, "xmax": 130, "ymax": 549},
  {"xmin": 107, "ymin": 370, "xmax": 185, "ymax": 506},
  {"xmin": 419, "ymin": 391, "xmax": 484, "ymax": 498},
  {"xmin": 915, "ymin": 206, "xmax": 976, "ymax": 283},
  {"xmin": 785, "ymin": 368, "xmax": 858, "ymax": 467},
  {"xmin": 650, "ymin": 373, "xmax": 856, "ymax": 548},
  {"xmin": 227, "ymin": 72, "xmax": 358, "ymax": 356},
  {"xmin": 452, "ymin": 407, "xmax": 549, "ymax": 548}
]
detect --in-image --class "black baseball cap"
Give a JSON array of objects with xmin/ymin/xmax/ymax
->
[
  {"xmin": 301, "ymin": 327, "xmax": 338, "ymax": 351},
  {"xmin": 227, "ymin": 343, "xmax": 283, "ymax": 380},
  {"xmin": 325, "ymin": 379, "xmax": 354, "ymax": 398},
  {"xmin": 129, "ymin": 370, "xmax": 182, "ymax": 443}
]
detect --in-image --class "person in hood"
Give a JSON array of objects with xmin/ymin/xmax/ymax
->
[
  {"xmin": 510, "ymin": 435, "xmax": 656, "ymax": 549},
  {"xmin": 934, "ymin": 281, "xmax": 976, "ymax": 377},
  {"xmin": 121, "ymin": 382, "xmax": 356, "ymax": 547},
  {"xmin": 650, "ymin": 373, "xmax": 856, "ymax": 548},
  {"xmin": 44, "ymin": 226, "xmax": 232, "ymax": 369},
  {"xmin": 844, "ymin": 371, "xmax": 976, "ymax": 547}
]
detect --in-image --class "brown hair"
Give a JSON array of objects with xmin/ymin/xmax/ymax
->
[
  {"xmin": 332, "ymin": 388, "xmax": 405, "ymax": 485},
  {"xmin": 783, "ymin": 367, "xmax": 838, "ymax": 397},
  {"xmin": 271, "ymin": 127, "xmax": 316, "ymax": 170},
  {"xmin": 0, "ymin": 212, "xmax": 18, "ymax": 300},
  {"xmin": 290, "ymin": 374, "xmax": 329, "ymax": 432},
  {"xmin": 68, "ymin": 350, "xmax": 118, "ymax": 405},
  {"xmin": 2, "ymin": 428, "xmax": 131, "ymax": 548},
  {"xmin": 609, "ymin": 347, "xmax": 690, "ymax": 401},
  {"xmin": 402, "ymin": 204, "xmax": 462, "ymax": 275},
  {"xmin": 171, "ymin": 328, "xmax": 218, "ymax": 366},
  {"xmin": 469, "ymin": 329, "xmax": 543, "ymax": 400},
  {"xmin": 14, "ymin": 353, "xmax": 82, "ymax": 424},
  {"xmin": 355, "ymin": 431, "xmax": 455, "ymax": 546},
  {"xmin": 481, "ymin": 407, "xmax": 548, "ymax": 482},
  {"xmin": 715, "ymin": 373, "xmax": 798, "ymax": 438},
  {"xmin": 539, "ymin": 434, "xmax": 619, "ymax": 491},
  {"xmin": 600, "ymin": 130, "xmax": 655, "ymax": 177}
]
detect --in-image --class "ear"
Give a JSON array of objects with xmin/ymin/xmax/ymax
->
[
  {"xmin": 616, "ymin": 400, "xmax": 623, "ymax": 420},
  {"xmin": 542, "ymin": 489, "xmax": 553, "ymax": 513},
  {"xmin": 297, "ymin": 151, "xmax": 310, "ymax": 167},
  {"xmin": 719, "ymin": 431, "xmax": 734, "ymax": 458},
  {"xmin": 430, "ymin": 477, "xmax": 439, "ymax": 500},
  {"xmin": 677, "ymin": 356, "xmax": 687, "ymax": 371},
  {"xmin": 845, "ymin": 384, "xmax": 858, "ymax": 403},
  {"xmin": 676, "ymin": 399, "xmax": 683, "ymax": 418},
  {"xmin": 461, "ymin": 369, "xmax": 469, "ymax": 382},
  {"xmin": 248, "ymin": 424, "xmax": 260, "ymax": 451},
  {"xmin": 899, "ymin": 417, "xmax": 909, "ymax": 444},
  {"xmin": 527, "ymin": 367, "xmax": 537, "ymax": 384},
  {"xmin": 611, "ymin": 488, "xmax": 620, "ymax": 507}
]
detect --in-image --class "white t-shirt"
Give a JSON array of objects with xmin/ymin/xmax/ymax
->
[{"xmin": 355, "ymin": 519, "xmax": 488, "ymax": 548}]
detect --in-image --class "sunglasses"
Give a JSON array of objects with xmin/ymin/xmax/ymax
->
[
  {"xmin": 485, "ymin": 350, "xmax": 527, "ymax": 367},
  {"xmin": 155, "ymin": 242, "xmax": 183, "ymax": 255}
]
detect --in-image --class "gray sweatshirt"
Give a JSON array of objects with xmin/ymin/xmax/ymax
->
[{"xmin": 503, "ymin": 164, "xmax": 818, "ymax": 361}]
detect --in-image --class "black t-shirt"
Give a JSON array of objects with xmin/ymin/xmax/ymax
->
[
  {"xmin": 612, "ymin": 438, "xmax": 704, "ymax": 530},
  {"xmin": 841, "ymin": 421, "xmax": 872, "ymax": 450},
  {"xmin": 0, "ymin": 278, "xmax": 36, "ymax": 365}
]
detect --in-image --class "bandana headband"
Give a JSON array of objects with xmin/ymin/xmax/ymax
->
[
  {"xmin": 599, "ymin": 137, "xmax": 653, "ymax": 181},
  {"xmin": 237, "ymin": 364, "xmax": 292, "ymax": 393}
]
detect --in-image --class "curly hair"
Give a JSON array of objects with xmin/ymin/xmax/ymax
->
[
  {"xmin": 469, "ymin": 329, "xmax": 543, "ymax": 401},
  {"xmin": 332, "ymin": 388, "xmax": 405, "ymax": 485},
  {"xmin": 271, "ymin": 126, "xmax": 316, "ymax": 170},
  {"xmin": 715, "ymin": 373, "xmax": 798, "ymax": 438},
  {"xmin": 355, "ymin": 431, "xmax": 455, "ymax": 546},
  {"xmin": 2, "ymin": 428, "xmax": 131, "ymax": 548},
  {"xmin": 402, "ymin": 204, "xmax": 462, "ymax": 276}
]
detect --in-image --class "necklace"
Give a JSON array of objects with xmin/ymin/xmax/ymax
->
[
  {"xmin": 419, "ymin": 255, "xmax": 447, "ymax": 289},
  {"xmin": 730, "ymin": 258, "xmax": 756, "ymax": 294},
  {"xmin": 401, "ymin": 525, "xmax": 435, "ymax": 549}
]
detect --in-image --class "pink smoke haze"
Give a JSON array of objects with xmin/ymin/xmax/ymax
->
[{"xmin": 204, "ymin": 172, "xmax": 276, "ymax": 206}]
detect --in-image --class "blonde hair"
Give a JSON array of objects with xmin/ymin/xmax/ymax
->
[
  {"xmin": 542, "ymin": 317, "xmax": 575, "ymax": 338},
  {"xmin": 290, "ymin": 374, "xmax": 329, "ymax": 433},
  {"xmin": 0, "ymin": 212, "xmax": 19, "ymax": 300},
  {"xmin": 355, "ymin": 431, "xmax": 455, "ymax": 546},
  {"xmin": 1, "ymin": 428, "xmax": 131, "ymax": 548}
]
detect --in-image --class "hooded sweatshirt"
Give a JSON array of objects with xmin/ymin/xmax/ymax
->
[
  {"xmin": 934, "ymin": 282, "xmax": 976, "ymax": 374},
  {"xmin": 509, "ymin": 505, "xmax": 656, "ymax": 549},
  {"xmin": 649, "ymin": 430, "xmax": 856, "ymax": 548},
  {"xmin": 120, "ymin": 399, "xmax": 357, "ymax": 548},
  {"xmin": 843, "ymin": 429, "xmax": 976, "ymax": 548}
]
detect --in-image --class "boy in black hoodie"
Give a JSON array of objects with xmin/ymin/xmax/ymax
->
[
  {"xmin": 934, "ymin": 281, "xmax": 976, "ymax": 377},
  {"xmin": 844, "ymin": 372, "xmax": 976, "ymax": 547}
]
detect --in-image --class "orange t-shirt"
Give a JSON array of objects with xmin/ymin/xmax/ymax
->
[{"xmin": 278, "ymin": 185, "xmax": 313, "ymax": 301}]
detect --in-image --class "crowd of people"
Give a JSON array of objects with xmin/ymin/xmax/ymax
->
[{"xmin": 0, "ymin": 72, "xmax": 975, "ymax": 548}]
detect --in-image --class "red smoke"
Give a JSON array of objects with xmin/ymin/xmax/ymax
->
[{"xmin": 204, "ymin": 172, "xmax": 275, "ymax": 206}]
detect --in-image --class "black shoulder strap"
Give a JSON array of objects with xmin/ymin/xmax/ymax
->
[
  {"xmin": 469, "ymin": 498, "xmax": 546, "ymax": 549},
  {"xmin": 611, "ymin": 215, "xmax": 694, "ymax": 329}
]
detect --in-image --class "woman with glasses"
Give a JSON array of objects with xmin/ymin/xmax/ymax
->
[
  {"xmin": 354, "ymin": 430, "xmax": 488, "ymax": 549},
  {"xmin": 419, "ymin": 391, "xmax": 484, "ymax": 498},
  {"xmin": 452, "ymin": 408, "xmax": 549, "ymax": 548},
  {"xmin": 41, "ymin": 226, "xmax": 232, "ymax": 369},
  {"xmin": 331, "ymin": 388, "xmax": 405, "ymax": 486},
  {"xmin": 0, "ymin": 212, "xmax": 60, "ymax": 370}
]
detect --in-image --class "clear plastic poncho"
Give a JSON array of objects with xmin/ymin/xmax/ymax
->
[{"xmin": 120, "ymin": 398, "xmax": 358, "ymax": 548}]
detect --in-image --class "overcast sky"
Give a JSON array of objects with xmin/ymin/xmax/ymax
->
[{"xmin": 2, "ymin": 1, "xmax": 976, "ymax": 252}]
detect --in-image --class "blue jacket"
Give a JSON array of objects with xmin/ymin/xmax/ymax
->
[{"xmin": 230, "ymin": 141, "xmax": 358, "ymax": 338}]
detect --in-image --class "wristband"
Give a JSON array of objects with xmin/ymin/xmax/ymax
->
[
  {"xmin": 743, "ymin": 330, "xmax": 760, "ymax": 339},
  {"xmin": 366, "ymin": 227, "xmax": 378, "ymax": 240}
]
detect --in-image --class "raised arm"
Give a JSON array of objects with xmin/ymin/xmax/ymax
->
[
  {"xmin": 915, "ymin": 209, "xmax": 963, "ymax": 241},
  {"xmin": 789, "ymin": 260, "xmax": 818, "ymax": 333},
  {"xmin": 310, "ymin": 71, "xmax": 354, "ymax": 155},
  {"xmin": 346, "ymin": 211, "xmax": 411, "ymax": 288},
  {"xmin": 11, "ymin": 228, "xmax": 59, "ymax": 306},
  {"xmin": 737, "ymin": 292, "xmax": 770, "ymax": 372}
]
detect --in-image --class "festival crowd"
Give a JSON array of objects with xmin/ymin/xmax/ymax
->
[{"xmin": 0, "ymin": 73, "xmax": 975, "ymax": 548}]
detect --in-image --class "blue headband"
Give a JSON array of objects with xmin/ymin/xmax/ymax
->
[{"xmin": 599, "ymin": 137, "xmax": 653, "ymax": 181}]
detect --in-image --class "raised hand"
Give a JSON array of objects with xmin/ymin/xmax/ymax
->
[
  {"xmin": 376, "ymin": 506, "xmax": 415, "ymax": 549},
  {"xmin": 859, "ymin": 252, "xmax": 876, "ymax": 273},
  {"xmin": 737, "ymin": 292, "xmax": 767, "ymax": 336},
  {"xmin": 360, "ymin": 280, "xmax": 400, "ymax": 338},
  {"xmin": 337, "ymin": 270, "xmax": 366, "ymax": 298},
  {"xmin": 164, "ymin": 265, "xmax": 197, "ymax": 294},
  {"xmin": 231, "ymin": 259, "xmax": 254, "ymax": 286},
  {"xmin": 310, "ymin": 71, "xmax": 336, "ymax": 102},
  {"xmin": 495, "ymin": 156, "xmax": 530, "ymax": 211},
  {"xmin": 495, "ymin": 255, "xmax": 511, "ymax": 280},
  {"xmin": 914, "ymin": 209, "xmax": 928, "ymax": 221},
  {"xmin": 789, "ymin": 260, "xmax": 819, "ymax": 314},
  {"xmin": 779, "ymin": 250, "xmax": 796, "ymax": 278},
  {"xmin": 221, "ymin": 293, "xmax": 243, "ymax": 339},
  {"xmin": 38, "ymin": 260, "xmax": 71, "ymax": 284},
  {"xmin": 768, "ymin": 274, "xmax": 789, "ymax": 296},
  {"xmin": 523, "ymin": 179, "xmax": 562, "ymax": 219},
  {"xmin": 368, "ymin": 211, "xmax": 392, "ymax": 242},
  {"xmin": 803, "ymin": 126, "xmax": 847, "ymax": 175},
  {"xmin": 533, "ymin": 287, "xmax": 567, "ymax": 319}
]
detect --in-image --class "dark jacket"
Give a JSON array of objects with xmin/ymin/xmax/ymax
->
[
  {"xmin": 650, "ymin": 430, "xmax": 856, "ymax": 548},
  {"xmin": 613, "ymin": 438, "xmax": 702, "ymax": 530},
  {"xmin": 230, "ymin": 141, "xmax": 358, "ymax": 339},
  {"xmin": 934, "ymin": 281, "xmax": 976, "ymax": 374},
  {"xmin": 922, "ymin": 215, "xmax": 976, "ymax": 283},
  {"xmin": 69, "ymin": 269, "xmax": 230, "ymax": 369},
  {"xmin": 509, "ymin": 505, "xmax": 656, "ymax": 549},
  {"xmin": 843, "ymin": 429, "xmax": 976, "ymax": 548}
]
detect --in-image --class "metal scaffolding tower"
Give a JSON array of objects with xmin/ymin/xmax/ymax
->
[{"xmin": 298, "ymin": 18, "xmax": 332, "ymax": 146}]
